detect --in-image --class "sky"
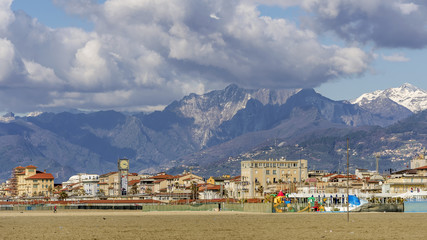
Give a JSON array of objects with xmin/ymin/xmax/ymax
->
[{"xmin": 2, "ymin": 0, "xmax": 427, "ymax": 114}]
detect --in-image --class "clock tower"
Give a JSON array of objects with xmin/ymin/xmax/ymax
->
[{"xmin": 118, "ymin": 158, "xmax": 129, "ymax": 196}]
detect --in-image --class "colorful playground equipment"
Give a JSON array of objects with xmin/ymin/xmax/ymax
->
[
  {"xmin": 273, "ymin": 191, "xmax": 295, "ymax": 212},
  {"xmin": 297, "ymin": 195, "xmax": 325, "ymax": 212},
  {"xmin": 273, "ymin": 191, "xmax": 364, "ymax": 213}
]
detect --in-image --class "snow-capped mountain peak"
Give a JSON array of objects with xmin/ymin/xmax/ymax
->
[
  {"xmin": 352, "ymin": 83, "xmax": 427, "ymax": 113},
  {"xmin": 0, "ymin": 112, "xmax": 15, "ymax": 123},
  {"xmin": 26, "ymin": 111, "xmax": 43, "ymax": 117}
]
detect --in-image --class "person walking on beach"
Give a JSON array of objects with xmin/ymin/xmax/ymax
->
[{"xmin": 53, "ymin": 205, "xmax": 57, "ymax": 213}]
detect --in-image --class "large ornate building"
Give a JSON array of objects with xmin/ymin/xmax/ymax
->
[
  {"xmin": 241, "ymin": 158, "xmax": 308, "ymax": 198},
  {"xmin": 12, "ymin": 165, "xmax": 54, "ymax": 197}
]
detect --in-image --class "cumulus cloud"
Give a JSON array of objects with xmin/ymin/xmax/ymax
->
[
  {"xmin": 0, "ymin": 38, "xmax": 15, "ymax": 81},
  {"xmin": 0, "ymin": 0, "xmax": 14, "ymax": 34},
  {"xmin": 330, "ymin": 47, "xmax": 370, "ymax": 75},
  {"xmin": 22, "ymin": 59, "xmax": 63, "ymax": 86},
  {"xmin": 301, "ymin": 0, "xmax": 427, "ymax": 48},
  {"xmin": 0, "ymin": 0, "xmax": 403, "ymax": 113}
]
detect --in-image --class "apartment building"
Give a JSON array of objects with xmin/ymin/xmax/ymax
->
[
  {"xmin": 98, "ymin": 172, "xmax": 140, "ymax": 196},
  {"xmin": 383, "ymin": 167, "xmax": 427, "ymax": 194},
  {"xmin": 241, "ymin": 158, "xmax": 308, "ymax": 198},
  {"xmin": 11, "ymin": 165, "xmax": 55, "ymax": 197},
  {"xmin": 62, "ymin": 173, "xmax": 100, "ymax": 196}
]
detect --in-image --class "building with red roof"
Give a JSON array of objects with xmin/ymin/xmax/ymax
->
[{"xmin": 8, "ymin": 165, "xmax": 56, "ymax": 197}]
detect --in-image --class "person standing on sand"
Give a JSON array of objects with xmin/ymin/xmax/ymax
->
[{"xmin": 54, "ymin": 205, "xmax": 57, "ymax": 213}]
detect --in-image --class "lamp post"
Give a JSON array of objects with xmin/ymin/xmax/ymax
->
[{"xmin": 346, "ymin": 138, "xmax": 349, "ymax": 222}]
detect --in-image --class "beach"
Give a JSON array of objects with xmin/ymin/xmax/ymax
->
[{"xmin": 0, "ymin": 210, "xmax": 426, "ymax": 239}]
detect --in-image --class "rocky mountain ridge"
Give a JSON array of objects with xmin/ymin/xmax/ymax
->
[{"xmin": 0, "ymin": 84, "xmax": 426, "ymax": 181}]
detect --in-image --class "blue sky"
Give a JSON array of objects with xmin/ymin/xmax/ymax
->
[
  {"xmin": 11, "ymin": 0, "xmax": 93, "ymax": 30},
  {"xmin": 2, "ymin": 0, "xmax": 427, "ymax": 113}
]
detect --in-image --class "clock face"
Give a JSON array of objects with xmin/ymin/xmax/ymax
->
[{"xmin": 120, "ymin": 160, "xmax": 129, "ymax": 169}]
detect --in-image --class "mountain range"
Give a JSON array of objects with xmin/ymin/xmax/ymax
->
[{"xmin": 0, "ymin": 83, "xmax": 426, "ymax": 182}]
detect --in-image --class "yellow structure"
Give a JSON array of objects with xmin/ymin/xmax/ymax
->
[
  {"xmin": 206, "ymin": 175, "xmax": 231, "ymax": 185},
  {"xmin": 13, "ymin": 165, "xmax": 54, "ymax": 197},
  {"xmin": 241, "ymin": 157, "xmax": 308, "ymax": 198}
]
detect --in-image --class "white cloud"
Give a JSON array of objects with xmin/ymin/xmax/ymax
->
[
  {"xmin": 209, "ymin": 13, "xmax": 220, "ymax": 20},
  {"xmin": 0, "ymin": 38, "xmax": 15, "ymax": 81},
  {"xmin": 395, "ymin": 2, "xmax": 418, "ymax": 15},
  {"xmin": 69, "ymin": 39, "xmax": 109, "ymax": 89},
  {"xmin": 0, "ymin": 0, "xmax": 14, "ymax": 34},
  {"xmin": 0, "ymin": 0, "xmax": 384, "ymax": 112},
  {"xmin": 22, "ymin": 59, "xmax": 63, "ymax": 86},
  {"xmin": 382, "ymin": 53, "xmax": 410, "ymax": 62},
  {"xmin": 330, "ymin": 47, "xmax": 370, "ymax": 75}
]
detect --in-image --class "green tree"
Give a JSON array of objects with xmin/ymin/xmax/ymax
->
[
  {"xmin": 47, "ymin": 185, "xmax": 53, "ymax": 196},
  {"xmin": 130, "ymin": 184, "xmax": 138, "ymax": 195},
  {"xmin": 191, "ymin": 182, "xmax": 199, "ymax": 200},
  {"xmin": 59, "ymin": 191, "xmax": 68, "ymax": 200}
]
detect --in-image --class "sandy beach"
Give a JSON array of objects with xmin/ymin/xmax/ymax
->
[{"xmin": 0, "ymin": 210, "xmax": 426, "ymax": 239}]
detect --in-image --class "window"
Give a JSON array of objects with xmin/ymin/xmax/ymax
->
[
  {"xmin": 281, "ymin": 170, "xmax": 284, "ymax": 174},
  {"xmin": 294, "ymin": 170, "xmax": 297, "ymax": 174},
  {"xmin": 266, "ymin": 170, "xmax": 270, "ymax": 175},
  {"xmin": 273, "ymin": 170, "xmax": 276, "ymax": 175}
]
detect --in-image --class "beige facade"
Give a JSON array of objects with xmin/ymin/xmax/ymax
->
[
  {"xmin": 241, "ymin": 158, "xmax": 308, "ymax": 198},
  {"xmin": 12, "ymin": 165, "xmax": 55, "ymax": 197},
  {"xmin": 99, "ymin": 172, "xmax": 119, "ymax": 196},
  {"xmin": 98, "ymin": 172, "xmax": 140, "ymax": 196},
  {"xmin": 385, "ymin": 176, "xmax": 426, "ymax": 194}
]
